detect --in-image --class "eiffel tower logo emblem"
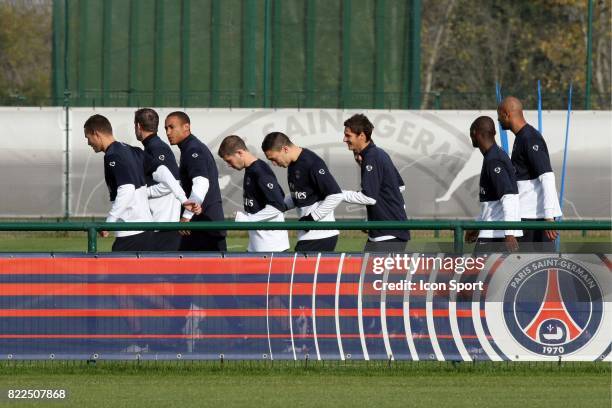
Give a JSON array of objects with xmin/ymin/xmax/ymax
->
[{"xmin": 523, "ymin": 269, "xmax": 583, "ymax": 344}]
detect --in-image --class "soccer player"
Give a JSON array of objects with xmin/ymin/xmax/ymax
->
[
  {"xmin": 217, "ymin": 135, "xmax": 289, "ymax": 252},
  {"xmin": 262, "ymin": 132, "xmax": 343, "ymax": 252},
  {"xmin": 164, "ymin": 111, "xmax": 227, "ymax": 251},
  {"xmin": 497, "ymin": 96, "xmax": 562, "ymax": 252},
  {"xmin": 341, "ymin": 114, "xmax": 409, "ymax": 252},
  {"xmin": 464, "ymin": 116, "xmax": 521, "ymax": 253},
  {"xmin": 84, "ymin": 114, "xmax": 153, "ymax": 251},
  {"xmin": 134, "ymin": 108, "xmax": 201, "ymax": 251}
]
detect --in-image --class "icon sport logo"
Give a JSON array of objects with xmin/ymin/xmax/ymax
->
[{"xmin": 502, "ymin": 257, "xmax": 603, "ymax": 357}]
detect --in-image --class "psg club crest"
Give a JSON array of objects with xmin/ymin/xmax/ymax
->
[{"xmin": 503, "ymin": 257, "xmax": 603, "ymax": 357}]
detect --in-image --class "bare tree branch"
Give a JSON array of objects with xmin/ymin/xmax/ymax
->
[{"xmin": 421, "ymin": 0, "xmax": 457, "ymax": 108}]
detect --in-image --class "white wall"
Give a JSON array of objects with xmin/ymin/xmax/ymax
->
[{"xmin": 1, "ymin": 107, "xmax": 610, "ymax": 218}]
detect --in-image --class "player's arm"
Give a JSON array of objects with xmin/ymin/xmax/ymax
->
[
  {"xmin": 394, "ymin": 165, "xmax": 406, "ymax": 193},
  {"xmin": 182, "ymin": 176, "xmax": 209, "ymax": 220},
  {"xmin": 258, "ymin": 172, "xmax": 287, "ymax": 214},
  {"xmin": 465, "ymin": 209, "xmax": 482, "ymax": 243},
  {"xmin": 147, "ymin": 182, "xmax": 171, "ymax": 198},
  {"xmin": 106, "ymin": 184, "xmax": 136, "ymax": 223},
  {"xmin": 464, "ymin": 229, "xmax": 479, "ymax": 243},
  {"xmin": 151, "ymin": 165, "xmax": 201, "ymax": 214},
  {"xmin": 342, "ymin": 190, "xmax": 376, "ymax": 205},
  {"xmin": 284, "ymin": 195, "xmax": 296, "ymax": 210},
  {"xmin": 539, "ymin": 172, "xmax": 560, "ymax": 240},
  {"xmin": 103, "ymin": 154, "xmax": 137, "ymax": 237},
  {"xmin": 343, "ymin": 157, "xmax": 379, "ymax": 205},
  {"xmin": 235, "ymin": 205, "xmax": 284, "ymax": 222},
  {"xmin": 305, "ymin": 164, "xmax": 343, "ymax": 221},
  {"xmin": 526, "ymin": 138, "xmax": 561, "ymax": 216},
  {"xmin": 500, "ymin": 194, "xmax": 520, "ymax": 251},
  {"xmin": 538, "ymin": 172, "xmax": 560, "ymax": 220},
  {"xmin": 302, "ymin": 193, "xmax": 343, "ymax": 221},
  {"xmin": 236, "ymin": 171, "xmax": 287, "ymax": 223},
  {"xmin": 181, "ymin": 149, "xmax": 211, "ymax": 220},
  {"xmin": 538, "ymin": 171, "xmax": 561, "ymax": 239},
  {"xmin": 490, "ymin": 160, "xmax": 521, "ymax": 251},
  {"xmin": 105, "ymin": 153, "xmax": 136, "ymax": 223},
  {"xmin": 151, "ymin": 165, "xmax": 189, "ymax": 203},
  {"xmin": 527, "ymin": 138, "xmax": 561, "ymax": 239}
]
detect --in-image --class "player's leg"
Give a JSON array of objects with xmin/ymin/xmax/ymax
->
[
  {"xmin": 112, "ymin": 231, "xmax": 154, "ymax": 252},
  {"xmin": 530, "ymin": 225, "xmax": 555, "ymax": 252},
  {"xmin": 294, "ymin": 235, "xmax": 338, "ymax": 253},
  {"xmin": 474, "ymin": 237, "xmax": 506, "ymax": 254},
  {"xmin": 180, "ymin": 230, "xmax": 227, "ymax": 252},
  {"xmin": 363, "ymin": 238, "xmax": 407, "ymax": 253},
  {"xmin": 152, "ymin": 231, "xmax": 182, "ymax": 251},
  {"xmin": 518, "ymin": 218, "xmax": 554, "ymax": 252}
]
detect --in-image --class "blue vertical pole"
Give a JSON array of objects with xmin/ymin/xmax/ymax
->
[
  {"xmin": 558, "ymin": 84, "xmax": 573, "ymax": 212},
  {"xmin": 537, "ymin": 80, "xmax": 543, "ymax": 134},
  {"xmin": 556, "ymin": 83, "xmax": 573, "ymax": 251},
  {"xmin": 495, "ymin": 83, "xmax": 509, "ymax": 153}
]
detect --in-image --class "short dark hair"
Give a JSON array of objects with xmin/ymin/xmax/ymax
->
[
  {"xmin": 135, "ymin": 108, "xmax": 159, "ymax": 133},
  {"xmin": 470, "ymin": 116, "xmax": 496, "ymax": 138},
  {"xmin": 166, "ymin": 111, "xmax": 191, "ymax": 125},
  {"xmin": 84, "ymin": 114, "xmax": 112, "ymax": 135},
  {"xmin": 218, "ymin": 135, "xmax": 248, "ymax": 157},
  {"xmin": 261, "ymin": 132, "xmax": 294, "ymax": 152},
  {"xmin": 344, "ymin": 114, "xmax": 374, "ymax": 141}
]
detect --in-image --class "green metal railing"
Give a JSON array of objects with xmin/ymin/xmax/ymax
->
[
  {"xmin": 6, "ymin": 90, "xmax": 611, "ymax": 110},
  {"xmin": 0, "ymin": 220, "xmax": 609, "ymax": 254}
]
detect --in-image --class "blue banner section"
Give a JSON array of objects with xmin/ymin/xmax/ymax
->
[{"xmin": 0, "ymin": 253, "xmax": 609, "ymax": 361}]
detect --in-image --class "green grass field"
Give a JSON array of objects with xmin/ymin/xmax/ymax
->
[
  {"xmin": 0, "ymin": 230, "xmax": 609, "ymax": 253},
  {"xmin": 0, "ymin": 362, "xmax": 609, "ymax": 408}
]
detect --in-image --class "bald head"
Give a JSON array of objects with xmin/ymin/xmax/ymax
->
[
  {"xmin": 498, "ymin": 96, "xmax": 523, "ymax": 114},
  {"xmin": 497, "ymin": 96, "xmax": 526, "ymax": 133}
]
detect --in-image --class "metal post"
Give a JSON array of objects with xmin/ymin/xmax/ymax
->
[
  {"xmin": 63, "ymin": 0, "xmax": 70, "ymax": 219},
  {"xmin": 271, "ymin": 0, "xmax": 282, "ymax": 107},
  {"xmin": 453, "ymin": 226, "xmax": 464, "ymax": 253},
  {"xmin": 270, "ymin": 0, "xmax": 283, "ymax": 108},
  {"xmin": 52, "ymin": 0, "xmax": 62, "ymax": 105},
  {"xmin": 101, "ymin": 1, "xmax": 112, "ymax": 107},
  {"xmin": 263, "ymin": 0, "xmax": 272, "ymax": 108},
  {"xmin": 77, "ymin": 2, "xmax": 88, "ymax": 106},
  {"xmin": 63, "ymin": 0, "xmax": 69, "ymax": 91},
  {"xmin": 401, "ymin": 4, "xmax": 410, "ymax": 109},
  {"xmin": 128, "ymin": 0, "xmax": 139, "ymax": 107},
  {"xmin": 87, "ymin": 227, "xmax": 98, "ymax": 253},
  {"xmin": 585, "ymin": 0, "xmax": 593, "ymax": 109},
  {"xmin": 374, "ymin": 0, "xmax": 386, "ymax": 109},
  {"xmin": 304, "ymin": 0, "xmax": 316, "ymax": 108},
  {"xmin": 408, "ymin": 0, "xmax": 421, "ymax": 109},
  {"xmin": 241, "ymin": 0, "xmax": 257, "ymax": 107},
  {"xmin": 210, "ymin": 0, "xmax": 221, "ymax": 107},
  {"xmin": 495, "ymin": 83, "xmax": 510, "ymax": 153},
  {"xmin": 154, "ymin": 0, "xmax": 165, "ymax": 107},
  {"xmin": 64, "ymin": 91, "xmax": 70, "ymax": 219},
  {"xmin": 340, "ymin": 0, "xmax": 352, "ymax": 108},
  {"xmin": 180, "ymin": 0, "xmax": 192, "ymax": 108}
]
